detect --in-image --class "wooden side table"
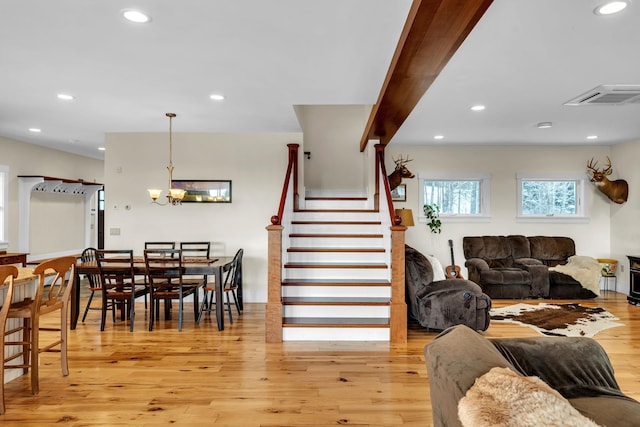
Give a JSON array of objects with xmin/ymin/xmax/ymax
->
[{"xmin": 0, "ymin": 252, "xmax": 27, "ymax": 267}]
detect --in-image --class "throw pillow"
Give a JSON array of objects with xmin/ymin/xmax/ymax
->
[
  {"xmin": 426, "ymin": 254, "xmax": 446, "ymax": 281},
  {"xmin": 458, "ymin": 367, "xmax": 601, "ymax": 427}
]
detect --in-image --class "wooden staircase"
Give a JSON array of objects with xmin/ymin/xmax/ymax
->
[
  {"xmin": 279, "ymin": 196, "xmax": 392, "ymax": 340},
  {"xmin": 265, "ymin": 143, "xmax": 407, "ymax": 343}
]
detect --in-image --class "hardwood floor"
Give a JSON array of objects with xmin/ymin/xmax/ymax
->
[{"xmin": 2, "ymin": 290, "xmax": 639, "ymax": 426}]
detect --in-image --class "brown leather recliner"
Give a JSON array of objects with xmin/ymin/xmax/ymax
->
[
  {"xmin": 463, "ymin": 235, "xmax": 549, "ymax": 299},
  {"xmin": 463, "ymin": 235, "xmax": 597, "ymax": 299}
]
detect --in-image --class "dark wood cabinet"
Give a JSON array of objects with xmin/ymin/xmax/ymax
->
[{"xmin": 627, "ymin": 255, "xmax": 640, "ymax": 305}]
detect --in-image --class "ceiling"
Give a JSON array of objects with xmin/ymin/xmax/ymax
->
[{"xmin": 1, "ymin": 0, "xmax": 639, "ymax": 161}]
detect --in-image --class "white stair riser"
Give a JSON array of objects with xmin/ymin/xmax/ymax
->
[
  {"xmin": 290, "ymin": 224, "xmax": 382, "ymax": 234},
  {"xmin": 288, "ymin": 237, "xmax": 384, "ymax": 247},
  {"xmin": 293, "ymin": 212, "xmax": 382, "ymax": 222},
  {"xmin": 287, "ymin": 252, "xmax": 386, "ymax": 263},
  {"xmin": 283, "ymin": 327, "xmax": 389, "ymax": 341},
  {"xmin": 305, "ymin": 190, "xmax": 367, "ymax": 198},
  {"xmin": 304, "ymin": 200, "xmax": 368, "ymax": 210},
  {"xmin": 284, "ymin": 305, "xmax": 389, "ymax": 318},
  {"xmin": 283, "ymin": 268, "xmax": 389, "ymax": 281},
  {"xmin": 282, "ymin": 286, "xmax": 391, "ymax": 298}
]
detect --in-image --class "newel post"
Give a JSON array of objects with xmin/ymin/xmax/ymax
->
[
  {"xmin": 265, "ymin": 219, "xmax": 283, "ymax": 343},
  {"xmin": 390, "ymin": 222, "xmax": 407, "ymax": 343}
]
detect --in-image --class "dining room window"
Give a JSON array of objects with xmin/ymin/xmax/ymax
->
[{"xmin": 0, "ymin": 165, "xmax": 8, "ymax": 250}]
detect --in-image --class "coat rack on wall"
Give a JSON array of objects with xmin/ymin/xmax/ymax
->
[{"xmin": 17, "ymin": 175, "xmax": 103, "ymax": 256}]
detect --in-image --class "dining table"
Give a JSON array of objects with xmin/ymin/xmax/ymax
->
[{"xmin": 73, "ymin": 256, "xmax": 238, "ymax": 331}]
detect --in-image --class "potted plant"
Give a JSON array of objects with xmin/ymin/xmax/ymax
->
[{"xmin": 423, "ymin": 204, "xmax": 441, "ymax": 234}]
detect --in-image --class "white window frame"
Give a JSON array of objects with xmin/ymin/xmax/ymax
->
[
  {"xmin": 0, "ymin": 165, "xmax": 8, "ymax": 250},
  {"xmin": 516, "ymin": 172, "xmax": 589, "ymax": 223},
  {"xmin": 418, "ymin": 172, "xmax": 491, "ymax": 223}
]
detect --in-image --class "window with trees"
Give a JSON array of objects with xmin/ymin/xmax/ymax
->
[
  {"xmin": 419, "ymin": 172, "xmax": 491, "ymax": 221},
  {"xmin": 517, "ymin": 172, "xmax": 588, "ymax": 222}
]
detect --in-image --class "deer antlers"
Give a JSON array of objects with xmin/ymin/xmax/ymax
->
[
  {"xmin": 587, "ymin": 156, "xmax": 613, "ymax": 176},
  {"xmin": 393, "ymin": 155, "xmax": 413, "ymax": 166}
]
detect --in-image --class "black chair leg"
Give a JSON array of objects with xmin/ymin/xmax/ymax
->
[
  {"xmin": 231, "ymin": 290, "xmax": 241, "ymax": 315},
  {"xmin": 225, "ymin": 293, "xmax": 233, "ymax": 324},
  {"xmin": 82, "ymin": 290, "xmax": 95, "ymax": 322}
]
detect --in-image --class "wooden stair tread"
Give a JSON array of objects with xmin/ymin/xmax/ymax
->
[
  {"xmin": 281, "ymin": 279, "xmax": 390, "ymax": 286},
  {"xmin": 283, "ymin": 317, "xmax": 390, "ymax": 327},
  {"xmin": 304, "ymin": 197, "xmax": 367, "ymax": 201},
  {"xmin": 282, "ymin": 297, "xmax": 390, "ymax": 305},
  {"xmin": 287, "ymin": 247, "xmax": 385, "ymax": 253},
  {"xmin": 291, "ymin": 220, "xmax": 382, "ymax": 225},
  {"xmin": 284, "ymin": 262, "xmax": 387, "ymax": 269},
  {"xmin": 289, "ymin": 233, "xmax": 383, "ymax": 238},
  {"xmin": 295, "ymin": 209, "xmax": 378, "ymax": 213}
]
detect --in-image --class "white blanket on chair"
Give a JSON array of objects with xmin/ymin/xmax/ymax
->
[{"xmin": 549, "ymin": 255, "xmax": 601, "ymax": 296}]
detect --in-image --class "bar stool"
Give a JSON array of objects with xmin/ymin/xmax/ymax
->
[
  {"xmin": 1, "ymin": 265, "xmax": 19, "ymax": 415},
  {"xmin": 5, "ymin": 257, "xmax": 76, "ymax": 396}
]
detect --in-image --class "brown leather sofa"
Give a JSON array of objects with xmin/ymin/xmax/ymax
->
[{"xmin": 463, "ymin": 235, "xmax": 597, "ymax": 299}]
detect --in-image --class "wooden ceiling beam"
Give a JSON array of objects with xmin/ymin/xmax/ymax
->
[{"xmin": 360, "ymin": 0, "xmax": 494, "ymax": 151}]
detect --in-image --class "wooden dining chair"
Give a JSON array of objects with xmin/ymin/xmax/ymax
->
[
  {"xmin": 80, "ymin": 247, "xmax": 114, "ymax": 323},
  {"xmin": 180, "ymin": 241, "xmax": 211, "ymax": 289},
  {"xmin": 144, "ymin": 249, "xmax": 201, "ymax": 332},
  {"xmin": 1, "ymin": 265, "xmax": 19, "ymax": 414},
  {"xmin": 143, "ymin": 243, "xmax": 176, "ymax": 306},
  {"xmin": 198, "ymin": 248, "xmax": 243, "ymax": 324},
  {"xmin": 144, "ymin": 241, "xmax": 176, "ymax": 252},
  {"xmin": 5, "ymin": 256, "xmax": 76, "ymax": 396},
  {"xmin": 96, "ymin": 250, "xmax": 147, "ymax": 332}
]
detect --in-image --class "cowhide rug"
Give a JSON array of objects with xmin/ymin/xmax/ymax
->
[{"xmin": 490, "ymin": 303, "xmax": 623, "ymax": 337}]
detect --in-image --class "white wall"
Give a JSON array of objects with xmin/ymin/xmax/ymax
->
[
  {"xmin": 5, "ymin": 130, "xmax": 636, "ymax": 298},
  {"xmin": 0, "ymin": 136, "xmax": 104, "ymax": 256},
  {"xmin": 295, "ymin": 105, "xmax": 371, "ymax": 193},
  {"xmin": 385, "ymin": 144, "xmax": 624, "ymax": 291},
  {"xmin": 611, "ymin": 140, "xmax": 640, "ymax": 292},
  {"xmin": 103, "ymin": 132, "xmax": 302, "ymax": 303}
]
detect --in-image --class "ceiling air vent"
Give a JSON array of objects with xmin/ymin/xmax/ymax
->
[{"xmin": 564, "ymin": 85, "xmax": 640, "ymax": 106}]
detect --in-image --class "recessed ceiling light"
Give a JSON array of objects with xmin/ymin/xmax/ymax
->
[
  {"xmin": 594, "ymin": 1, "xmax": 629, "ymax": 15},
  {"xmin": 57, "ymin": 93, "xmax": 74, "ymax": 101},
  {"xmin": 98, "ymin": 147, "xmax": 106, "ymax": 151},
  {"xmin": 537, "ymin": 122, "xmax": 553, "ymax": 129},
  {"xmin": 122, "ymin": 9, "xmax": 151, "ymax": 23},
  {"xmin": 587, "ymin": 135, "xmax": 599, "ymax": 140},
  {"xmin": 28, "ymin": 128, "xmax": 41, "ymax": 133},
  {"xmin": 210, "ymin": 94, "xmax": 225, "ymax": 101},
  {"xmin": 470, "ymin": 105, "xmax": 486, "ymax": 111},
  {"xmin": 434, "ymin": 135, "xmax": 444, "ymax": 140}
]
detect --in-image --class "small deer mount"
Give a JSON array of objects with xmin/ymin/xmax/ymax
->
[
  {"xmin": 586, "ymin": 156, "xmax": 629, "ymax": 204},
  {"xmin": 388, "ymin": 155, "xmax": 415, "ymax": 191}
]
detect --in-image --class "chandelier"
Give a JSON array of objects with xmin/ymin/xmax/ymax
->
[{"xmin": 147, "ymin": 113, "xmax": 186, "ymax": 205}]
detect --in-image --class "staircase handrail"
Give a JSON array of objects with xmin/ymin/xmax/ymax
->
[
  {"xmin": 272, "ymin": 143, "xmax": 299, "ymax": 225},
  {"xmin": 374, "ymin": 144, "xmax": 397, "ymax": 225}
]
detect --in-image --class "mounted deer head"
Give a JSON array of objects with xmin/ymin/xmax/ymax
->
[
  {"xmin": 388, "ymin": 155, "xmax": 415, "ymax": 191},
  {"xmin": 586, "ymin": 157, "xmax": 629, "ymax": 204}
]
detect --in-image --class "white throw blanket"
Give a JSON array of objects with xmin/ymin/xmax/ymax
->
[
  {"xmin": 549, "ymin": 255, "xmax": 601, "ymax": 296},
  {"xmin": 458, "ymin": 367, "xmax": 602, "ymax": 427}
]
